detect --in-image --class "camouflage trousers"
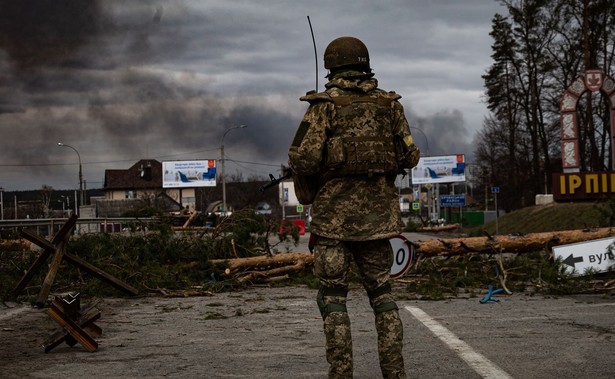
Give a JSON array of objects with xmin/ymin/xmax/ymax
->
[{"xmin": 313, "ymin": 237, "xmax": 406, "ymax": 379}]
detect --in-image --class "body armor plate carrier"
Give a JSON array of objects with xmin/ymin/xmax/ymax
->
[{"xmin": 325, "ymin": 94, "xmax": 399, "ymax": 177}]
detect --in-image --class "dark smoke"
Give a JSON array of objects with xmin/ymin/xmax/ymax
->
[
  {"xmin": 412, "ymin": 109, "xmax": 474, "ymax": 160},
  {"xmin": 0, "ymin": 0, "xmax": 106, "ymax": 71}
]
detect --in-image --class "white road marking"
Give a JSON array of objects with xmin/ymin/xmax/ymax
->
[{"xmin": 404, "ymin": 305, "xmax": 513, "ymax": 379}]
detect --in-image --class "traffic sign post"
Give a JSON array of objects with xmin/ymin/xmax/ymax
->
[{"xmin": 491, "ymin": 186, "xmax": 500, "ymax": 234}]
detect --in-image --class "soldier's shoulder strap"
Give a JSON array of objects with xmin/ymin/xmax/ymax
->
[
  {"xmin": 328, "ymin": 90, "xmax": 401, "ymax": 107},
  {"xmin": 300, "ymin": 89, "xmax": 402, "ymax": 106},
  {"xmin": 300, "ymin": 90, "xmax": 334, "ymax": 104}
]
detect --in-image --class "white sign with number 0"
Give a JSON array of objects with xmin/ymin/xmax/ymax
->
[{"xmin": 389, "ymin": 235, "xmax": 415, "ymax": 278}]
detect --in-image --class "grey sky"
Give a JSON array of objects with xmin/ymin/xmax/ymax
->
[{"xmin": 0, "ymin": 0, "xmax": 505, "ymax": 191}]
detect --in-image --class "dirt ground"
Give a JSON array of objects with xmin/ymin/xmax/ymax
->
[{"xmin": 4, "ymin": 286, "xmax": 615, "ymax": 379}]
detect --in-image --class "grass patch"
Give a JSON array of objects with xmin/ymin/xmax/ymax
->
[{"xmin": 471, "ymin": 201, "xmax": 612, "ymax": 235}]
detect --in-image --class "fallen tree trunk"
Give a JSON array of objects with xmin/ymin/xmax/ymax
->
[
  {"xmin": 207, "ymin": 227, "xmax": 615, "ymax": 284},
  {"xmin": 414, "ymin": 227, "xmax": 615, "ymax": 257}
]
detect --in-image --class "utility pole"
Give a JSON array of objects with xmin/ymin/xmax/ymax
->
[{"xmin": 220, "ymin": 125, "xmax": 247, "ymax": 215}]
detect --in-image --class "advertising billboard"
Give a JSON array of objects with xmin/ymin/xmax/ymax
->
[
  {"xmin": 411, "ymin": 154, "xmax": 466, "ymax": 184},
  {"xmin": 162, "ymin": 160, "xmax": 217, "ymax": 188}
]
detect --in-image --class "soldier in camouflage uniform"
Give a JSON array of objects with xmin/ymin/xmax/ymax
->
[{"xmin": 288, "ymin": 36, "xmax": 420, "ymax": 379}]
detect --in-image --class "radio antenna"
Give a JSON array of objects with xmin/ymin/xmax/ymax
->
[{"xmin": 307, "ymin": 16, "xmax": 318, "ymax": 92}]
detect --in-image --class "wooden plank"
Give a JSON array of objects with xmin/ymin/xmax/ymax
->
[
  {"xmin": 47, "ymin": 302, "xmax": 98, "ymax": 353},
  {"xmin": 18, "ymin": 229, "xmax": 139, "ymax": 297},
  {"xmin": 44, "ymin": 307, "xmax": 101, "ymax": 353},
  {"xmin": 20, "ymin": 229, "xmax": 55, "ymax": 252},
  {"xmin": 48, "ymin": 300, "xmax": 102, "ymax": 349},
  {"xmin": 12, "ymin": 246, "xmax": 52, "ymax": 296},
  {"xmin": 36, "ymin": 240, "xmax": 67, "ymax": 308},
  {"xmin": 13, "ymin": 223, "xmax": 74, "ymax": 297},
  {"xmin": 63, "ymin": 252, "xmax": 139, "ymax": 296},
  {"xmin": 51, "ymin": 214, "xmax": 78, "ymax": 245}
]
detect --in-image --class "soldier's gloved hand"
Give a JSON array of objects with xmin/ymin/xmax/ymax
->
[{"xmin": 408, "ymin": 146, "xmax": 420, "ymax": 168}]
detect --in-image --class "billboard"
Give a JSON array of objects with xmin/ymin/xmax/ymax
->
[
  {"xmin": 411, "ymin": 154, "xmax": 466, "ymax": 184},
  {"xmin": 162, "ymin": 160, "xmax": 217, "ymax": 188}
]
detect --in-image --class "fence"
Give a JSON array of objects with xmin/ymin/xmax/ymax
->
[{"xmin": 0, "ymin": 217, "xmax": 161, "ymax": 239}]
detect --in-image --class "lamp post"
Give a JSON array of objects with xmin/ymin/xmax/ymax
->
[
  {"xmin": 57, "ymin": 142, "xmax": 84, "ymax": 214},
  {"xmin": 220, "ymin": 125, "xmax": 247, "ymax": 216}
]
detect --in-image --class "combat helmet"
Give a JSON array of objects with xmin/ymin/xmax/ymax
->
[{"xmin": 324, "ymin": 36, "xmax": 370, "ymax": 72}]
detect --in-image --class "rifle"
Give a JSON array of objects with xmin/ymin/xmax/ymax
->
[{"xmin": 259, "ymin": 172, "xmax": 292, "ymax": 192}]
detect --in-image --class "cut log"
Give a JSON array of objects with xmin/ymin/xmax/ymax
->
[
  {"xmin": 236, "ymin": 260, "xmax": 308, "ymax": 285},
  {"xmin": 210, "ymin": 252, "xmax": 314, "ymax": 274},
  {"xmin": 414, "ymin": 227, "xmax": 615, "ymax": 257}
]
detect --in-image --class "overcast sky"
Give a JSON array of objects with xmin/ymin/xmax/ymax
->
[{"xmin": 0, "ymin": 0, "xmax": 505, "ymax": 191}]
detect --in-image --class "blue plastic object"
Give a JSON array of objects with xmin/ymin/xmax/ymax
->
[{"xmin": 479, "ymin": 284, "xmax": 504, "ymax": 304}]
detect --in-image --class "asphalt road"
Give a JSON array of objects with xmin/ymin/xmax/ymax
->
[
  {"xmin": 2, "ymin": 287, "xmax": 615, "ymax": 378},
  {"xmin": 1, "ymin": 232, "xmax": 614, "ymax": 378}
]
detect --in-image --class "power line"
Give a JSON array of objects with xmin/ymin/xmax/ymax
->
[
  {"xmin": 0, "ymin": 156, "xmax": 284, "ymax": 174},
  {"xmin": 0, "ymin": 148, "xmax": 222, "ymax": 168},
  {"xmin": 225, "ymin": 159, "xmax": 281, "ymax": 168}
]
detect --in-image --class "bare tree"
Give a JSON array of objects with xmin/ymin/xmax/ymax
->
[{"xmin": 479, "ymin": 0, "xmax": 615, "ymax": 210}]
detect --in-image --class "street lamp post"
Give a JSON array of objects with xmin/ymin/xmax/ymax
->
[
  {"xmin": 220, "ymin": 125, "xmax": 247, "ymax": 215},
  {"xmin": 57, "ymin": 142, "xmax": 84, "ymax": 214}
]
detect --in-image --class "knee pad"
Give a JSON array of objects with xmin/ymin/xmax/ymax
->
[
  {"xmin": 317, "ymin": 286, "xmax": 348, "ymax": 320},
  {"xmin": 367, "ymin": 283, "xmax": 398, "ymax": 316}
]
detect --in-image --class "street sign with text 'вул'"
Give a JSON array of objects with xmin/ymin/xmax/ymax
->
[{"xmin": 552, "ymin": 237, "xmax": 615, "ymax": 276}]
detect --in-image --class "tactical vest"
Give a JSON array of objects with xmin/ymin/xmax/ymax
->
[{"xmin": 325, "ymin": 93, "xmax": 399, "ymax": 177}]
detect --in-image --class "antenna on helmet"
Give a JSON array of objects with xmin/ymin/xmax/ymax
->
[{"xmin": 307, "ymin": 16, "xmax": 318, "ymax": 92}]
